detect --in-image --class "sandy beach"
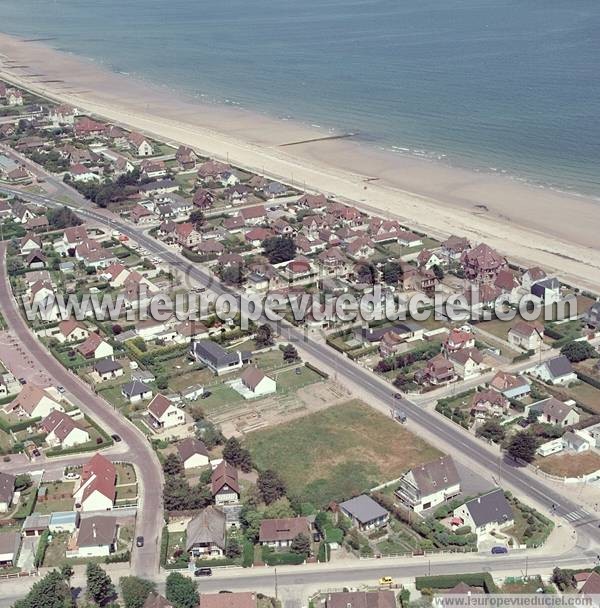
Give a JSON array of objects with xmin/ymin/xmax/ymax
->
[{"xmin": 0, "ymin": 32, "xmax": 599, "ymax": 291}]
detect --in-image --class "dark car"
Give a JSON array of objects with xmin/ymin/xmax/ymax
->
[
  {"xmin": 393, "ymin": 392, "xmax": 402, "ymax": 400},
  {"xmin": 201, "ymin": 391, "xmax": 212, "ymax": 399},
  {"xmin": 19, "ymin": 378, "xmax": 27, "ymax": 385},
  {"xmin": 194, "ymin": 568, "xmax": 212, "ymax": 577},
  {"xmin": 136, "ymin": 536, "xmax": 144, "ymax": 548},
  {"xmin": 111, "ymin": 434, "xmax": 122, "ymax": 442},
  {"xmin": 491, "ymin": 546, "xmax": 508, "ymax": 554}
]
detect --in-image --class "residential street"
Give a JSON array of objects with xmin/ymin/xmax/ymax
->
[{"xmin": 0, "ymin": 241, "xmax": 164, "ymax": 576}]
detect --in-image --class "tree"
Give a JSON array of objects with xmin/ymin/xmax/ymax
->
[
  {"xmin": 507, "ymin": 432, "xmax": 538, "ymax": 463},
  {"xmin": 47, "ymin": 206, "xmax": 82, "ymax": 229},
  {"xmin": 355, "ymin": 262, "xmax": 377, "ymax": 285},
  {"xmin": 526, "ymin": 408, "xmax": 540, "ymax": 424},
  {"xmin": 560, "ymin": 340, "xmax": 596, "ymax": 363},
  {"xmin": 220, "ymin": 264, "xmax": 245, "ymax": 286},
  {"xmin": 14, "ymin": 569, "xmax": 74, "ymax": 608},
  {"xmin": 223, "ymin": 437, "xmax": 253, "ymax": 472},
  {"xmin": 162, "ymin": 453, "xmax": 184, "ymax": 477},
  {"xmin": 15, "ymin": 473, "xmax": 32, "ymax": 491},
  {"xmin": 290, "ymin": 532, "xmax": 311, "ymax": 557},
  {"xmin": 189, "ymin": 210, "xmax": 205, "ymax": 227},
  {"xmin": 262, "ymin": 497, "xmax": 296, "ymax": 519},
  {"xmin": 432, "ymin": 264, "xmax": 444, "ymax": 280},
  {"xmin": 257, "ymin": 469, "xmax": 286, "ymax": 505},
  {"xmin": 165, "ymin": 572, "xmax": 199, "ymax": 608},
  {"xmin": 255, "ymin": 324, "xmax": 274, "ymax": 348},
  {"xmin": 282, "ymin": 343, "xmax": 299, "ymax": 363},
  {"xmin": 197, "ymin": 421, "xmax": 224, "ymax": 449},
  {"xmin": 86, "ymin": 563, "xmax": 116, "ymax": 606},
  {"xmin": 551, "ymin": 567, "xmax": 574, "ymax": 591},
  {"xmin": 156, "ymin": 375, "xmax": 169, "ymax": 390},
  {"xmin": 225, "ymin": 537, "xmax": 242, "ymax": 559},
  {"xmin": 382, "ymin": 262, "xmax": 401, "ymax": 285},
  {"xmin": 476, "ymin": 420, "xmax": 505, "ymax": 443},
  {"xmin": 120, "ymin": 576, "xmax": 156, "ymax": 608},
  {"xmin": 262, "ymin": 236, "xmax": 296, "ymax": 264}
]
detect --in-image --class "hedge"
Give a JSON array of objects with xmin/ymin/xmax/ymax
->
[
  {"xmin": 105, "ymin": 550, "xmax": 130, "ymax": 564},
  {"xmin": 34, "ymin": 530, "xmax": 50, "ymax": 567},
  {"xmin": 415, "ymin": 573, "xmax": 498, "ymax": 593},
  {"xmin": 317, "ymin": 541, "xmax": 330, "ymax": 563},
  {"xmin": 261, "ymin": 549, "xmax": 304, "ymax": 566},
  {"xmin": 159, "ymin": 525, "xmax": 169, "ymax": 567},
  {"xmin": 305, "ymin": 361, "xmax": 329, "ymax": 379},
  {"xmin": 576, "ymin": 370, "xmax": 600, "ymax": 391},
  {"xmin": 242, "ymin": 539, "xmax": 254, "ymax": 568},
  {"xmin": 0, "ymin": 414, "xmax": 42, "ymax": 433}
]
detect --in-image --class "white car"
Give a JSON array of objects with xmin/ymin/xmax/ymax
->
[{"xmin": 64, "ymin": 471, "xmax": 80, "ymax": 480}]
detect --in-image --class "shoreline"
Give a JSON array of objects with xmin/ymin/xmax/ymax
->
[{"xmin": 1, "ymin": 32, "xmax": 600, "ymax": 291}]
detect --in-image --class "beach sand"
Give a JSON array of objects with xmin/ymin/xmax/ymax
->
[{"xmin": 0, "ymin": 32, "xmax": 599, "ymax": 291}]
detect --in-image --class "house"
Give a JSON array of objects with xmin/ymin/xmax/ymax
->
[
  {"xmin": 461, "ymin": 243, "xmax": 507, "ymax": 283},
  {"xmin": 447, "ymin": 348, "xmax": 486, "ymax": 379},
  {"xmin": 579, "ymin": 571, "xmax": 600, "ymax": 597},
  {"xmin": 189, "ymin": 340, "xmax": 245, "ymax": 375},
  {"xmin": 73, "ymin": 454, "xmax": 116, "ymax": 512},
  {"xmin": 186, "ymin": 506, "xmax": 226, "ymax": 558},
  {"xmin": 176, "ymin": 146, "xmax": 197, "ymax": 170},
  {"xmin": 453, "ymin": 489, "xmax": 514, "ymax": 537},
  {"xmin": 177, "ymin": 437, "xmax": 210, "ymax": 469},
  {"xmin": 240, "ymin": 205, "xmax": 267, "ymax": 225},
  {"xmin": 531, "ymin": 277, "xmax": 561, "ymax": 304},
  {"xmin": 25, "ymin": 250, "xmax": 47, "ymax": 269},
  {"xmin": 417, "ymin": 249, "xmax": 443, "ymax": 270},
  {"xmin": 6, "ymin": 89, "xmax": 23, "ymax": 106},
  {"xmin": 174, "ymin": 222, "xmax": 202, "ymax": 249},
  {"xmin": 584, "ymin": 301, "xmax": 600, "ymax": 329},
  {"xmin": 12, "ymin": 203, "xmax": 35, "ymax": 224},
  {"xmin": 211, "ymin": 460, "xmax": 240, "ymax": 505},
  {"xmin": 94, "ymin": 358, "xmax": 124, "ymax": 381},
  {"xmin": 146, "ymin": 394, "xmax": 185, "ymax": 430},
  {"xmin": 62, "ymin": 225, "xmax": 88, "ymax": 253},
  {"xmin": 77, "ymin": 332, "xmax": 114, "ymax": 360},
  {"xmin": 74, "ymin": 117, "xmax": 105, "ymax": 138},
  {"xmin": 233, "ymin": 367, "xmax": 277, "ymax": 399},
  {"xmin": 193, "ymin": 189, "xmax": 216, "ymax": 209},
  {"xmin": 346, "ymin": 237, "xmax": 375, "ymax": 261},
  {"xmin": 130, "ymin": 204, "xmax": 155, "ymax": 225},
  {"xmin": 489, "ymin": 371, "xmax": 531, "ymax": 400},
  {"xmin": 531, "ymin": 397, "xmax": 580, "ymax": 427},
  {"xmin": 562, "ymin": 430, "xmax": 590, "ymax": 454},
  {"xmin": 259, "ymin": 517, "xmax": 311, "ymax": 548},
  {"xmin": 121, "ymin": 380, "xmax": 153, "ymax": 403},
  {"xmin": 24, "ymin": 216, "xmax": 49, "ymax": 232},
  {"xmin": 75, "ymin": 239, "xmax": 117, "ymax": 269},
  {"xmin": 443, "ymin": 328, "xmax": 475, "ymax": 354},
  {"xmin": 0, "ymin": 533, "xmax": 20, "ymax": 567},
  {"xmin": 200, "ymin": 593, "xmax": 257, "ymax": 608},
  {"xmin": 49, "ymin": 104, "xmax": 78, "ymax": 126},
  {"xmin": 469, "ymin": 390, "xmax": 509, "ymax": 419},
  {"xmin": 40, "ymin": 410, "xmax": 90, "ymax": 448},
  {"xmin": 140, "ymin": 159, "xmax": 166, "ymax": 180},
  {"xmin": 128, "ymin": 132, "xmax": 154, "ymax": 156},
  {"xmin": 395, "ymin": 456, "xmax": 460, "ymax": 513},
  {"xmin": 74, "ymin": 515, "xmax": 117, "ymax": 557},
  {"xmin": 143, "ymin": 594, "xmax": 174, "ymax": 608},
  {"xmin": 530, "ymin": 355, "xmax": 578, "ymax": 386},
  {"xmin": 0, "ymin": 473, "xmax": 15, "ymax": 513},
  {"xmin": 4, "ymin": 384, "xmax": 64, "ymax": 419},
  {"xmin": 521, "ymin": 267, "xmax": 547, "ymax": 290},
  {"xmin": 20, "ymin": 233, "xmax": 42, "ymax": 256},
  {"xmin": 507, "ymin": 321, "xmax": 544, "ymax": 351},
  {"xmin": 57, "ymin": 320, "xmax": 90, "ymax": 343},
  {"xmin": 174, "ymin": 320, "xmax": 210, "ymax": 342},
  {"xmin": 325, "ymin": 591, "xmax": 395, "ymax": 608},
  {"xmin": 198, "ymin": 160, "xmax": 231, "ymax": 182},
  {"xmin": 415, "ymin": 354, "xmax": 456, "ymax": 386},
  {"xmin": 338, "ymin": 495, "xmax": 389, "ymax": 531},
  {"xmin": 69, "ymin": 163, "xmax": 100, "ymax": 183}
]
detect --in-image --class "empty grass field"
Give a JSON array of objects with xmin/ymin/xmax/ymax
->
[
  {"xmin": 535, "ymin": 451, "xmax": 600, "ymax": 478},
  {"xmin": 245, "ymin": 399, "xmax": 440, "ymax": 507}
]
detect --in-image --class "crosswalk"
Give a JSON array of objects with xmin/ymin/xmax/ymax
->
[{"xmin": 563, "ymin": 508, "xmax": 592, "ymax": 522}]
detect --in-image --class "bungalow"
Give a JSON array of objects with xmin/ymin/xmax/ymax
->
[
  {"xmin": 177, "ymin": 437, "xmax": 210, "ymax": 469},
  {"xmin": 507, "ymin": 321, "xmax": 544, "ymax": 351},
  {"xmin": 453, "ymin": 489, "xmax": 514, "ymax": 537},
  {"xmin": 325, "ymin": 592, "xmax": 395, "ymax": 608},
  {"xmin": 395, "ymin": 456, "xmax": 460, "ymax": 513},
  {"xmin": 240, "ymin": 205, "xmax": 267, "ymax": 225},
  {"xmin": 24, "ymin": 216, "xmax": 49, "ymax": 232},
  {"xmin": 77, "ymin": 332, "xmax": 114, "ymax": 360},
  {"xmin": 339, "ymin": 495, "xmax": 389, "ymax": 531},
  {"xmin": 447, "ymin": 348, "xmax": 486, "ymax": 380},
  {"xmin": 0, "ymin": 533, "xmax": 20, "ymax": 567},
  {"xmin": 147, "ymin": 394, "xmax": 185, "ymax": 430},
  {"xmin": 0, "ymin": 473, "xmax": 15, "ymax": 513},
  {"xmin": 469, "ymin": 390, "xmax": 509, "ymax": 420},
  {"xmin": 233, "ymin": 367, "xmax": 277, "ymax": 399},
  {"xmin": 197, "ymin": 240, "xmax": 225, "ymax": 256},
  {"xmin": 140, "ymin": 159, "xmax": 166, "ymax": 179},
  {"xmin": 530, "ymin": 355, "xmax": 578, "ymax": 386},
  {"xmin": 57, "ymin": 319, "xmax": 90, "ymax": 343},
  {"xmin": 121, "ymin": 380, "xmax": 153, "ymax": 403},
  {"xmin": 174, "ymin": 320, "xmax": 210, "ymax": 342},
  {"xmin": 4, "ymin": 384, "xmax": 64, "ymax": 419},
  {"xmin": 94, "ymin": 358, "xmax": 124, "ymax": 381},
  {"xmin": 128, "ymin": 132, "xmax": 154, "ymax": 156},
  {"xmin": 531, "ymin": 397, "xmax": 580, "ymax": 427},
  {"xmin": 296, "ymin": 193, "xmax": 328, "ymax": 212},
  {"xmin": 138, "ymin": 179, "xmax": 179, "ymax": 196},
  {"xmin": 74, "ymin": 515, "xmax": 117, "ymax": 558},
  {"xmin": 69, "ymin": 163, "xmax": 99, "ymax": 183},
  {"xmin": 211, "ymin": 460, "xmax": 240, "ymax": 506},
  {"xmin": 73, "ymin": 453, "xmax": 116, "ymax": 512},
  {"xmin": 40, "ymin": 410, "xmax": 90, "ymax": 448},
  {"xmin": 190, "ymin": 340, "xmax": 245, "ymax": 375},
  {"xmin": 259, "ymin": 517, "xmax": 311, "ymax": 548},
  {"xmin": 197, "ymin": 160, "xmax": 231, "ymax": 182},
  {"xmin": 186, "ymin": 506, "xmax": 226, "ymax": 558},
  {"xmin": 130, "ymin": 204, "xmax": 155, "ymax": 225},
  {"xmin": 200, "ymin": 593, "xmax": 257, "ymax": 608},
  {"xmin": 245, "ymin": 227, "xmax": 274, "ymax": 247},
  {"xmin": 489, "ymin": 371, "xmax": 531, "ymax": 400},
  {"xmin": 531, "ymin": 277, "xmax": 561, "ymax": 305}
]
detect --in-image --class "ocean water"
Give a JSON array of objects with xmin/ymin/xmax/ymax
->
[{"xmin": 2, "ymin": 0, "xmax": 600, "ymax": 196}]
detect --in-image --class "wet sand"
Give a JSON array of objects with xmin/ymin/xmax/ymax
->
[{"xmin": 0, "ymin": 32, "xmax": 599, "ymax": 291}]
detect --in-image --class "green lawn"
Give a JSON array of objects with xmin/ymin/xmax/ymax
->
[
  {"xmin": 245, "ymin": 399, "xmax": 441, "ymax": 507},
  {"xmin": 199, "ymin": 384, "xmax": 244, "ymax": 415},
  {"xmin": 273, "ymin": 366, "xmax": 323, "ymax": 393}
]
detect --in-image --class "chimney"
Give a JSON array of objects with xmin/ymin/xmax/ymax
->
[
  {"xmin": 477, "ymin": 497, "xmax": 481, "ymax": 504},
  {"xmin": 92, "ymin": 523, "xmax": 97, "ymax": 539}
]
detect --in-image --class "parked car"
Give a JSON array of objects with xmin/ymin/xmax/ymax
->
[
  {"xmin": 194, "ymin": 568, "xmax": 212, "ymax": 577},
  {"xmin": 64, "ymin": 471, "xmax": 80, "ymax": 480},
  {"xmin": 491, "ymin": 546, "xmax": 508, "ymax": 554},
  {"xmin": 18, "ymin": 378, "xmax": 27, "ymax": 385},
  {"xmin": 201, "ymin": 391, "xmax": 212, "ymax": 399},
  {"xmin": 57, "ymin": 386, "xmax": 65, "ymax": 394},
  {"xmin": 136, "ymin": 536, "xmax": 144, "ymax": 548},
  {"xmin": 111, "ymin": 434, "xmax": 122, "ymax": 442},
  {"xmin": 378, "ymin": 576, "xmax": 393, "ymax": 587},
  {"xmin": 393, "ymin": 393, "xmax": 402, "ymax": 400}
]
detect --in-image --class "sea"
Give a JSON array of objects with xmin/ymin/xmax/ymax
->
[{"xmin": 2, "ymin": 0, "xmax": 600, "ymax": 197}]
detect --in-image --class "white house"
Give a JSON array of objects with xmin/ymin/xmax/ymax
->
[
  {"xmin": 507, "ymin": 321, "xmax": 544, "ymax": 351},
  {"xmin": 531, "ymin": 278, "xmax": 561, "ymax": 305},
  {"xmin": 530, "ymin": 355, "xmax": 578, "ymax": 386},
  {"xmin": 395, "ymin": 456, "xmax": 461, "ymax": 513},
  {"xmin": 56, "ymin": 320, "xmax": 90, "ymax": 343},
  {"xmin": 40, "ymin": 410, "xmax": 90, "ymax": 449},
  {"xmin": 121, "ymin": 380, "xmax": 153, "ymax": 403},
  {"xmin": 453, "ymin": 489, "xmax": 514, "ymax": 538},
  {"xmin": 147, "ymin": 394, "xmax": 185, "ymax": 429},
  {"xmin": 73, "ymin": 454, "xmax": 116, "ymax": 512},
  {"xmin": 231, "ymin": 367, "xmax": 277, "ymax": 399},
  {"xmin": 447, "ymin": 348, "xmax": 486, "ymax": 380},
  {"xmin": 4, "ymin": 384, "xmax": 65, "ymax": 419},
  {"xmin": 128, "ymin": 132, "xmax": 154, "ymax": 156},
  {"xmin": 77, "ymin": 332, "xmax": 114, "ymax": 360},
  {"xmin": 177, "ymin": 437, "xmax": 210, "ymax": 469},
  {"xmin": 259, "ymin": 517, "xmax": 311, "ymax": 548},
  {"xmin": 73, "ymin": 516, "xmax": 117, "ymax": 558},
  {"xmin": 211, "ymin": 461, "xmax": 240, "ymax": 506},
  {"xmin": 339, "ymin": 495, "xmax": 389, "ymax": 531},
  {"xmin": 531, "ymin": 397, "xmax": 580, "ymax": 427}
]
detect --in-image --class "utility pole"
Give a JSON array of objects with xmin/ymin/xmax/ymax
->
[{"xmin": 274, "ymin": 567, "xmax": 278, "ymax": 600}]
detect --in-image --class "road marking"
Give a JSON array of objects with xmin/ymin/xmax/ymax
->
[{"xmin": 564, "ymin": 508, "xmax": 591, "ymax": 522}]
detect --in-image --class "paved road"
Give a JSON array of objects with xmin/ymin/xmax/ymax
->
[{"xmin": 0, "ymin": 241, "xmax": 164, "ymax": 576}]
